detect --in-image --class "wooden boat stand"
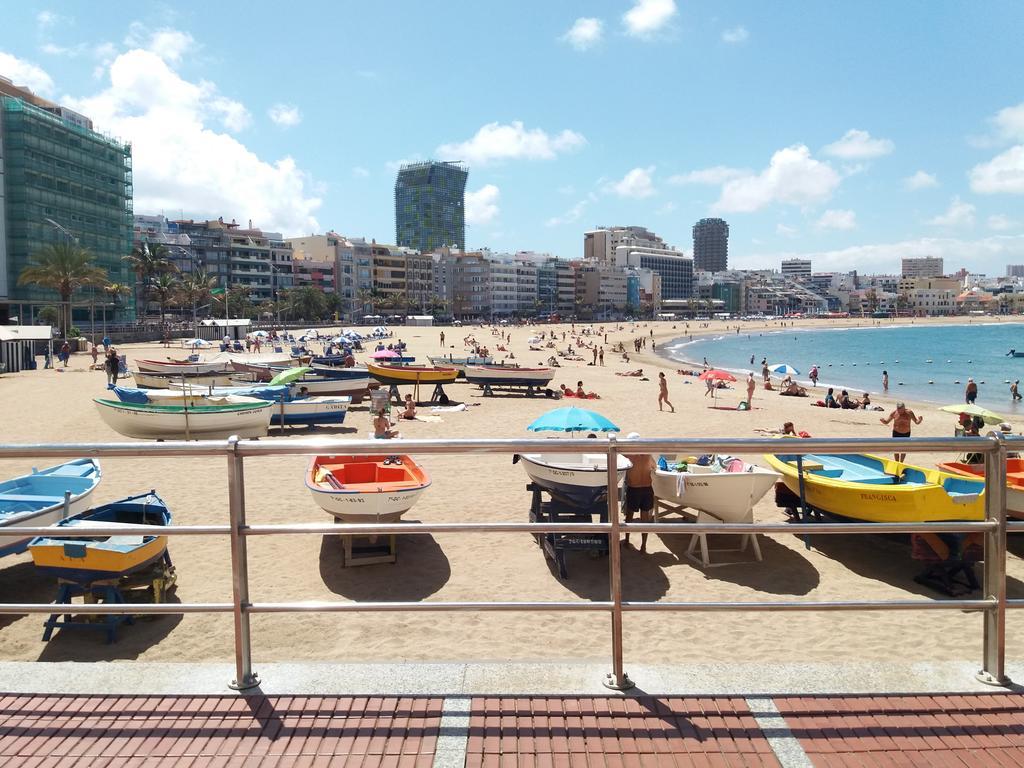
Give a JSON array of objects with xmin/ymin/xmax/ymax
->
[
  {"xmin": 42, "ymin": 552, "xmax": 177, "ymax": 643},
  {"xmin": 654, "ymin": 497, "xmax": 762, "ymax": 568},
  {"xmin": 334, "ymin": 520, "xmax": 398, "ymax": 567},
  {"xmin": 386, "ymin": 382, "xmax": 450, "ymax": 406},
  {"xmin": 481, "ymin": 383, "xmax": 551, "ymax": 398},
  {"xmin": 528, "ymin": 483, "xmax": 608, "ymax": 579}
]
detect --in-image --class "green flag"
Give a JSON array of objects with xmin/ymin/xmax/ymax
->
[{"xmin": 211, "ymin": 287, "xmax": 225, "ymax": 296}]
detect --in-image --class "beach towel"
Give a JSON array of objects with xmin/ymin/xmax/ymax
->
[
  {"xmin": 431, "ymin": 403, "xmax": 467, "ymax": 412},
  {"xmin": 414, "ymin": 414, "xmax": 443, "ymax": 423}
]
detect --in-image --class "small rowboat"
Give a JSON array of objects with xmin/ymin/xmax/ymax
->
[
  {"xmin": 517, "ymin": 452, "xmax": 631, "ymax": 507},
  {"xmin": 136, "ymin": 358, "xmax": 231, "ymax": 375},
  {"xmin": 937, "ymin": 458, "xmax": 1024, "ymax": 519},
  {"xmin": 651, "ymin": 456, "xmax": 781, "ymax": 522},
  {"xmin": 465, "ymin": 365, "xmax": 554, "ymax": 387},
  {"xmin": 28, "ymin": 492, "xmax": 171, "ymax": 585},
  {"xmin": 366, "ymin": 363, "xmax": 458, "ymax": 386},
  {"xmin": 764, "ymin": 452, "xmax": 986, "ymax": 523},
  {"xmin": 94, "ymin": 397, "xmax": 273, "ymax": 439},
  {"xmin": 132, "ymin": 370, "xmax": 237, "ymax": 389},
  {"xmin": 306, "ymin": 455, "xmax": 431, "ymax": 521},
  {"xmin": 161, "ymin": 384, "xmax": 351, "ymax": 427},
  {"xmin": 0, "ymin": 459, "xmax": 102, "ymax": 558},
  {"xmin": 428, "ymin": 355, "xmax": 494, "ymax": 376}
]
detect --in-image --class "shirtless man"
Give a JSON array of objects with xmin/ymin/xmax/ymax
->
[
  {"xmin": 623, "ymin": 433, "xmax": 655, "ymax": 551},
  {"xmin": 658, "ymin": 372, "xmax": 675, "ymax": 412},
  {"xmin": 880, "ymin": 401, "xmax": 922, "ymax": 463}
]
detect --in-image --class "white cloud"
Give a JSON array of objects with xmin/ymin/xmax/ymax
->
[
  {"xmin": 36, "ymin": 10, "xmax": 62, "ymax": 29},
  {"xmin": 970, "ymin": 145, "xmax": 1024, "ymax": 195},
  {"xmin": 722, "ymin": 26, "xmax": 749, "ymax": 44},
  {"xmin": 988, "ymin": 214, "xmax": 1017, "ymax": 231},
  {"xmin": 714, "ymin": 145, "xmax": 840, "ymax": 213},
  {"xmin": 988, "ymin": 102, "xmax": 1024, "ymax": 143},
  {"xmin": 816, "ymin": 209, "xmax": 857, "ymax": 230},
  {"xmin": 904, "ymin": 170, "xmax": 938, "ymax": 190},
  {"xmin": 928, "ymin": 196, "xmax": 976, "ymax": 228},
  {"xmin": 668, "ymin": 165, "xmax": 748, "ymax": 185},
  {"xmin": 465, "ymin": 184, "xmax": 501, "ymax": 225},
  {"xmin": 437, "ymin": 121, "xmax": 585, "ymax": 166},
  {"xmin": 623, "ymin": 0, "xmax": 677, "ymax": 38},
  {"xmin": 148, "ymin": 30, "xmax": 194, "ymax": 63},
  {"xmin": 546, "ymin": 199, "xmax": 589, "ymax": 227},
  {"xmin": 268, "ymin": 103, "xmax": 302, "ymax": 128},
  {"xmin": 736, "ymin": 235, "xmax": 1024, "ymax": 276},
  {"xmin": 352, "ymin": 166, "xmax": 370, "ymax": 178},
  {"xmin": 776, "ymin": 223, "xmax": 798, "ymax": 237},
  {"xmin": 822, "ymin": 129, "xmax": 894, "ymax": 159},
  {"xmin": 65, "ymin": 48, "xmax": 320, "ymax": 235},
  {"xmin": 561, "ymin": 18, "xmax": 603, "ymax": 51},
  {"xmin": 610, "ymin": 166, "xmax": 656, "ymax": 198},
  {"xmin": 0, "ymin": 51, "xmax": 55, "ymax": 96}
]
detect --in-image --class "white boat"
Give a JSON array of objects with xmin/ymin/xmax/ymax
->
[
  {"xmin": 94, "ymin": 395, "xmax": 273, "ymax": 439},
  {"xmin": 650, "ymin": 456, "xmax": 781, "ymax": 523},
  {"xmin": 1, "ymin": 459, "xmax": 102, "ymax": 558},
  {"xmin": 161, "ymin": 384, "xmax": 351, "ymax": 427},
  {"xmin": 306, "ymin": 455, "xmax": 430, "ymax": 522},
  {"xmin": 465, "ymin": 365, "xmax": 554, "ymax": 387},
  {"xmin": 231, "ymin": 373, "xmax": 373, "ymax": 397},
  {"xmin": 132, "ymin": 370, "xmax": 238, "ymax": 389},
  {"xmin": 135, "ymin": 357, "xmax": 232, "ymax": 375},
  {"xmin": 517, "ymin": 452, "xmax": 631, "ymax": 507}
]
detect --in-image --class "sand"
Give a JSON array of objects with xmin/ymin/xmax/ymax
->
[{"xmin": 1, "ymin": 316, "xmax": 1023, "ymax": 667}]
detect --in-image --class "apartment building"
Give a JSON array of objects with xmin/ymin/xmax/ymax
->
[{"xmin": 901, "ymin": 256, "xmax": 944, "ymax": 278}]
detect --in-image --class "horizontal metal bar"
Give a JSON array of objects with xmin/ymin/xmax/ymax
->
[
  {"xmin": 0, "ymin": 440, "xmax": 230, "ymax": 459},
  {"xmin": 247, "ymin": 601, "xmax": 612, "ymax": 613},
  {"xmin": 245, "ymin": 522, "xmax": 612, "ymax": 536},
  {"xmin": 1008, "ymin": 522, "xmax": 1024, "ymax": 532},
  {"xmin": 0, "ymin": 603, "xmax": 233, "ymax": 615},
  {"xmin": 9, "ymin": 524, "xmax": 231, "ymax": 537},
  {"xmin": 621, "ymin": 599, "xmax": 995, "ymax": 612},
  {"xmin": 622, "ymin": 521, "xmax": 998, "ymax": 535},
  {"xmin": 1008, "ymin": 599, "xmax": 1024, "ymax": 609}
]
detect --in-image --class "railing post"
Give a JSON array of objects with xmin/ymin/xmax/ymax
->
[
  {"xmin": 603, "ymin": 434, "xmax": 633, "ymax": 690},
  {"xmin": 977, "ymin": 433, "xmax": 1011, "ymax": 686},
  {"xmin": 226, "ymin": 435, "xmax": 260, "ymax": 691}
]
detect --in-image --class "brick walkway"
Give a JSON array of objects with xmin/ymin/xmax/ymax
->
[{"xmin": 1, "ymin": 692, "xmax": 1022, "ymax": 766}]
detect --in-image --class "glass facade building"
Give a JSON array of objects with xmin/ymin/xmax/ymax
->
[
  {"xmin": 394, "ymin": 161, "xmax": 468, "ymax": 254},
  {"xmin": 0, "ymin": 95, "xmax": 134, "ymax": 321}
]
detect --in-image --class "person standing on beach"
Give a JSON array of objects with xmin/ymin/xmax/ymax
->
[
  {"xmin": 440, "ymin": 331, "xmax": 445, "ymax": 347},
  {"xmin": 104, "ymin": 348, "xmax": 119, "ymax": 386},
  {"xmin": 880, "ymin": 402, "xmax": 922, "ymax": 463},
  {"xmin": 746, "ymin": 372, "xmax": 756, "ymax": 405},
  {"xmin": 965, "ymin": 378, "xmax": 978, "ymax": 404},
  {"xmin": 761, "ymin": 362, "xmax": 770, "ymax": 383},
  {"xmin": 623, "ymin": 433, "xmax": 655, "ymax": 552},
  {"xmin": 599, "ymin": 347, "xmax": 604, "ymax": 366},
  {"xmin": 882, "ymin": 370, "xmax": 889, "ymax": 391},
  {"xmin": 658, "ymin": 372, "xmax": 675, "ymax": 412},
  {"xmin": 809, "ymin": 366, "xmax": 819, "ymax": 386}
]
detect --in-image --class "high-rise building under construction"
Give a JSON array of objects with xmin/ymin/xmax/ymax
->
[
  {"xmin": 394, "ymin": 161, "xmax": 468, "ymax": 253},
  {"xmin": 692, "ymin": 217, "xmax": 729, "ymax": 273}
]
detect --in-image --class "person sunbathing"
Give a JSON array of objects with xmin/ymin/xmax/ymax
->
[
  {"xmin": 398, "ymin": 395, "xmax": 417, "ymax": 420},
  {"xmin": 374, "ymin": 409, "xmax": 399, "ymax": 439},
  {"xmin": 616, "ymin": 368, "xmax": 643, "ymax": 377},
  {"xmin": 780, "ymin": 381, "xmax": 807, "ymax": 397}
]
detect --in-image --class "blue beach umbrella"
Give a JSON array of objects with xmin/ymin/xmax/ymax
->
[
  {"xmin": 768, "ymin": 363, "xmax": 801, "ymax": 376},
  {"xmin": 527, "ymin": 406, "xmax": 620, "ymax": 433}
]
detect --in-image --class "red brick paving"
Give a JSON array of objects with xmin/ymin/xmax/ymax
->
[
  {"xmin": 0, "ymin": 694, "xmax": 442, "ymax": 767},
  {"xmin": 775, "ymin": 693, "xmax": 1024, "ymax": 767},
  {"xmin": 465, "ymin": 696, "xmax": 780, "ymax": 767}
]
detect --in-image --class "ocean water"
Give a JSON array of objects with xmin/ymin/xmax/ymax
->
[{"xmin": 664, "ymin": 322, "xmax": 1024, "ymax": 410}]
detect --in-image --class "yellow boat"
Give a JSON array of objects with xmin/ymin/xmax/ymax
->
[
  {"xmin": 366, "ymin": 363, "xmax": 459, "ymax": 386},
  {"xmin": 763, "ymin": 452, "xmax": 986, "ymax": 523}
]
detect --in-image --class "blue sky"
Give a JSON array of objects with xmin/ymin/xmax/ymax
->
[{"xmin": 3, "ymin": 1, "xmax": 1024, "ymax": 274}]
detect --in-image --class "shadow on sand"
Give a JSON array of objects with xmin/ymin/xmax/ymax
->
[
  {"xmin": 0, "ymin": 561, "xmax": 61, "ymax": 632},
  {"xmin": 658, "ymin": 533, "xmax": 822, "ymax": 595},
  {"xmin": 318, "ymin": 529, "xmax": 451, "ymax": 601},
  {"xmin": 540, "ymin": 542, "xmax": 674, "ymax": 602}
]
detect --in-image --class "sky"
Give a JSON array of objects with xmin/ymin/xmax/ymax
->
[{"xmin": 2, "ymin": 1, "xmax": 1024, "ymax": 275}]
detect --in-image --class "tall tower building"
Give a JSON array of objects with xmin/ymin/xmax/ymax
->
[
  {"xmin": 394, "ymin": 161, "xmax": 468, "ymax": 253},
  {"xmin": 692, "ymin": 218, "xmax": 729, "ymax": 273}
]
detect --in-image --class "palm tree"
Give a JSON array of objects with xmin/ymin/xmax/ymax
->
[
  {"xmin": 18, "ymin": 242, "xmax": 108, "ymax": 337},
  {"xmin": 123, "ymin": 243, "xmax": 176, "ymax": 318},
  {"xmin": 149, "ymin": 272, "xmax": 180, "ymax": 325},
  {"xmin": 177, "ymin": 270, "xmax": 217, "ymax": 332},
  {"xmin": 102, "ymin": 282, "xmax": 132, "ymax": 334},
  {"xmin": 290, "ymin": 286, "xmax": 328, "ymax": 320}
]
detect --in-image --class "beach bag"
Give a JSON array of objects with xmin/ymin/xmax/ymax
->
[{"xmin": 737, "ymin": 400, "xmax": 749, "ymax": 411}]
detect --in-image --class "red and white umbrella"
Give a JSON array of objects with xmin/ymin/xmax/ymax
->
[{"xmin": 698, "ymin": 369, "xmax": 736, "ymax": 401}]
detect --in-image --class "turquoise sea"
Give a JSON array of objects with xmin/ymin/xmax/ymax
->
[{"xmin": 664, "ymin": 322, "xmax": 1024, "ymax": 411}]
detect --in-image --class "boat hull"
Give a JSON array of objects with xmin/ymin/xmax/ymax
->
[
  {"xmin": 268, "ymin": 397, "xmax": 350, "ymax": 426},
  {"xmin": 306, "ymin": 455, "xmax": 431, "ymax": 522},
  {"xmin": 366, "ymin": 363, "xmax": 458, "ymax": 386},
  {"xmin": 132, "ymin": 370, "xmax": 237, "ymax": 388},
  {"xmin": 136, "ymin": 359, "xmax": 231, "ymax": 375},
  {"xmin": 0, "ymin": 459, "xmax": 102, "ymax": 558},
  {"xmin": 651, "ymin": 461, "xmax": 781, "ymax": 522},
  {"xmin": 28, "ymin": 492, "xmax": 170, "ymax": 585},
  {"xmin": 519, "ymin": 453, "xmax": 631, "ymax": 507},
  {"xmin": 937, "ymin": 460, "xmax": 1024, "ymax": 520},
  {"xmin": 428, "ymin": 356, "xmax": 493, "ymax": 376},
  {"xmin": 764, "ymin": 453, "xmax": 986, "ymax": 523},
  {"xmin": 465, "ymin": 366, "xmax": 554, "ymax": 387},
  {"xmin": 94, "ymin": 398, "xmax": 272, "ymax": 439}
]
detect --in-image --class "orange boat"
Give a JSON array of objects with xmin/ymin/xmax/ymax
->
[
  {"xmin": 366, "ymin": 363, "xmax": 458, "ymax": 386},
  {"xmin": 937, "ymin": 458, "xmax": 1024, "ymax": 519},
  {"xmin": 305, "ymin": 455, "xmax": 431, "ymax": 521}
]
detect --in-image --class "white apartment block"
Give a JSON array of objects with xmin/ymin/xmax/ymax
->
[{"xmin": 901, "ymin": 256, "xmax": 944, "ymax": 278}]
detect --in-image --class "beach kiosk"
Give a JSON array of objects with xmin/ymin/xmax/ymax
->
[{"xmin": 0, "ymin": 325, "xmax": 51, "ymax": 373}]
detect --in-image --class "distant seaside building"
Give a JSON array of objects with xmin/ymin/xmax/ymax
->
[
  {"xmin": 901, "ymin": 256, "xmax": 944, "ymax": 278},
  {"xmin": 395, "ymin": 161, "xmax": 468, "ymax": 254},
  {"xmin": 1007, "ymin": 265, "xmax": 1024, "ymax": 278},
  {"xmin": 0, "ymin": 75, "xmax": 134, "ymax": 323},
  {"xmin": 692, "ymin": 218, "xmax": 729, "ymax": 272},
  {"xmin": 584, "ymin": 225, "xmax": 670, "ymax": 266},
  {"xmin": 781, "ymin": 258, "xmax": 812, "ymax": 280}
]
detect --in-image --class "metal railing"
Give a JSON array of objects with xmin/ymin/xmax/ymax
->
[{"xmin": 1, "ymin": 434, "xmax": 1021, "ymax": 691}]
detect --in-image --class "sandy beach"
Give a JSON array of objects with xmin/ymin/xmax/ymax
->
[{"xmin": 1, "ymin": 316, "xmax": 1023, "ymax": 667}]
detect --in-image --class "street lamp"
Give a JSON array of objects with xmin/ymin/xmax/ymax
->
[{"xmin": 42, "ymin": 218, "xmax": 80, "ymax": 338}]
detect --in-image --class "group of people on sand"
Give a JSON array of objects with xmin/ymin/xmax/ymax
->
[
  {"xmin": 821, "ymin": 387, "xmax": 872, "ymax": 410},
  {"xmin": 560, "ymin": 381, "xmax": 600, "ymax": 399}
]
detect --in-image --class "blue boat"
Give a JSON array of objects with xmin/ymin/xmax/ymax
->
[
  {"xmin": 28, "ymin": 492, "xmax": 171, "ymax": 585},
  {"xmin": 0, "ymin": 459, "xmax": 102, "ymax": 558}
]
